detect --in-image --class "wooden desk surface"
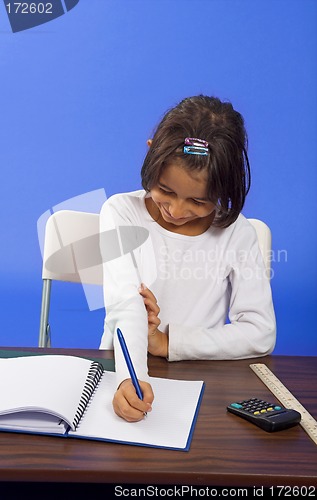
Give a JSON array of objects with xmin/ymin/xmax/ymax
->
[{"xmin": 0, "ymin": 348, "xmax": 316, "ymax": 488}]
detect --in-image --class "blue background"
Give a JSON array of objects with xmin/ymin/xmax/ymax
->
[{"xmin": 0, "ymin": 0, "xmax": 316, "ymax": 354}]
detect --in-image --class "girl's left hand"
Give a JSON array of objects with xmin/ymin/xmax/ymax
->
[{"xmin": 139, "ymin": 284, "xmax": 168, "ymax": 358}]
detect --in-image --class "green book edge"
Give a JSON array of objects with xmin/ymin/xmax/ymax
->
[{"xmin": 0, "ymin": 349, "xmax": 115, "ymax": 372}]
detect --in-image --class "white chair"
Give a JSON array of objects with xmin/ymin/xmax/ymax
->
[
  {"xmin": 39, "ymin": 210, "xmax": 102, "ymax": 347},
  {"xmin": 39, "ymin": 211, "xmax": 272, "ymax": 347},
  {"xmin": 248, "ymin": 218, "xmax": 272, "ymax": 276}
]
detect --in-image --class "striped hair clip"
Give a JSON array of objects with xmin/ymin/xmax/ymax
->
[{"xmin": 183, "ymin": 137, "xmax": 209, "ymax": 156}]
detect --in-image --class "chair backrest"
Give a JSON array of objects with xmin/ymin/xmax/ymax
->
[
  {"xmin": 42, "ymin": 210, "xmax": 103, "ymax": 286},
  {"xmin": 40, "ymin": 210, "xmax": 103, "ymax": 347},
  {"xmin": 248, "ymin": 218, "xmax": 271, "ymax": 276}
]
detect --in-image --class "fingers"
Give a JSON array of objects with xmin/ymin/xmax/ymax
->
[
  {"xmin": 148, "ymin": 312, "xmax": 161, "ymax": 330},
  {"xmin": 139, "ymin": 284, "xmax": 161, "ymax": 327},
  {"xmin": 139, "ymin": 380, "xmax": 155, "ymax": 405},
  {"xmin": 113, "ymin": 379, "xmax": 154, "ymax": 423},
  {"xmin": 139, "ymin": 283, "xmax": 158, "ymax": 306},
  {"xmin": 143, "ymin": 297, "xmax": 160, "ymax": 316},
  {"xmin": 139, "ymin": 284, "xmax": 160, "ymax": 331}
]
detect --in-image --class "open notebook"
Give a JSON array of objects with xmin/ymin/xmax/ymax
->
[{"xmin": 0, "ymin": 355, "xmax": 204, "ymax": 451}]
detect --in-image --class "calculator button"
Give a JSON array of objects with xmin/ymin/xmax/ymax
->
[
  {"xmin": 267, "ymin": 407, "xmax": 274, "ymax": 411},
  {"xmin": 260, "ymin": 409, "xmax": 267, "ymax": 413},
  {"xmin": 254, "ymin": 411, "xmax": 260, "ymax": 415},
  {"xmin": 274, "ymin": 406, "xmax": 282, "ymax": 411},
  {"xmin": 230, "ymin": 403, "xmax": 243, "ymax": 409}
]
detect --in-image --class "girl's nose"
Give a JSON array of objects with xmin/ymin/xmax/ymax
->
[{"xmin": 169, "ymin": 200, "xmax": 189, "ymax": 219}]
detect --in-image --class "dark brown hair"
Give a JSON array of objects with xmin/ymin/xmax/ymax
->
[{"xmin": 141, "ymin": 95, "xmax": 251, "ymax": 228}]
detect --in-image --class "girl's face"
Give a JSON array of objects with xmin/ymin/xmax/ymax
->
[{"xmin": 147, "ymin": 162, "xmax": 216, "ymax": 235}]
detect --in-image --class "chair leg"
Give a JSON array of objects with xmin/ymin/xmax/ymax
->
[
  {"xmin": 39, "ymin": 279, "xmax": 52, "ymax": 347},
  {"xmin": 45, "ymin": 323, "xmax": 51, "ymax": 348}
]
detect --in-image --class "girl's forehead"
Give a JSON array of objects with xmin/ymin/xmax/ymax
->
[
  {"xmin": 160, "ymin": 161, "xmax": 208, "ymax": 182},
  {"xmin": 159, "ymin": 163, "xmax": 209, "ymax": 198}
]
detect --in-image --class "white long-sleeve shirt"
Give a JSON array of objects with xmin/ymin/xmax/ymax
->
[{"xmin": 99, "ymin": 190, "xmax": 276, "ymax": 385}]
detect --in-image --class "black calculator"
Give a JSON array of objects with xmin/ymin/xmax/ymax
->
[{"xmin": 227, "ymin": 397, "xmax": 301, "ymax": 432}]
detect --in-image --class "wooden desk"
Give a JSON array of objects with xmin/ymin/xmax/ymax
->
[{"xmin": 0, "ymin": 348, "xmax": 316, "ymax": 490}]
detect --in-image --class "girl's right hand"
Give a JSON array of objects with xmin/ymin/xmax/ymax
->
[{"xmin": 112, "ymin": 379, "xmax": 154, "ymax": 422}]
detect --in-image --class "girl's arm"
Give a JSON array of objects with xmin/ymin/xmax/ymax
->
[
  {"xmin": 167, "ymin": 234, "xmax": 276, "ymax": 361},
  {"xmin": 99, "ymin": 196, "xmax": 154, "ymax": 419},
  {"xmin": 140, "ymin": 226, "xmax": 276, "ymax": 362}
]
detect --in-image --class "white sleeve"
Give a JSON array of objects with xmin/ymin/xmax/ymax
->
[
  {"xmin": 168, "ymin": 227, "xmax": 276, "ymax": 361},
  {"xmin": 99, "ymin": 197, "xmax": 149, "ymax": 386}
]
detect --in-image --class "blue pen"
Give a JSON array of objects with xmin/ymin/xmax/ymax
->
[{"xmin": 117, "ymin": 328, "xmax": 143, "ymax": 400}]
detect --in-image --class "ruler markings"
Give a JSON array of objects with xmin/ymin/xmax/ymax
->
[{"xmin": 250, "ymin": 363, "xmax": 317, "ymax": 445}]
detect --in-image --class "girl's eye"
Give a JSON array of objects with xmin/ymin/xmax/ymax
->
[
  {"xmin": 192, "ymin": 200, "xmax": 204, "ymax": 206},
  {"xmin": 159, "ymin": 187, "xmax": 173, "ymax": 195}
]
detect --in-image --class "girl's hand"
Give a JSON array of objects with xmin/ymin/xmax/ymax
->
[
  {"xmin": 139, "ymin": 283, "xmax": 168, "ymax": 358},
  {"xmin": 112, "ymin": 379, "xmax": 154, "ymax": 422}
]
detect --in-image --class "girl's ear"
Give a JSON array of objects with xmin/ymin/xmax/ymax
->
[{"xmin": 147, "ymin": 139, "xmax": 153, "ymax": 147}]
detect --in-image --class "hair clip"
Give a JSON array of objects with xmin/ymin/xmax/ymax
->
[{"xmin": 184, "ymin": 137, "xmax": 209, "ymax": 156}]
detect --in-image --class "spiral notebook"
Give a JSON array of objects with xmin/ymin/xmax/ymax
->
[{"xmin": 0, "ymin": 355, "xmax": 204, "ymax": 451}]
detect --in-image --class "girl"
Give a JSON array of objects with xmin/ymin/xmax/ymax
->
[{"xmin": 99, "ymin": 95, "xmax": 276, "ymax": 422}]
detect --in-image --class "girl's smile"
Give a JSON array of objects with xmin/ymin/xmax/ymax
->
[{"xmin": 146, "ymin": 162, "xmax": 216, "ymax": 235}]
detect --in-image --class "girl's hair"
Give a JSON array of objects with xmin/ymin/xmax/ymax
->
[{"xmin": 141, "ymin": 95, "xmax": 251, "ymax": 228}]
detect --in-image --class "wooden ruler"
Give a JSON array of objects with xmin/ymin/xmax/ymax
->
[{"xmin": 250, "ymin": 363, "xmax": 317, "ymax": 445}]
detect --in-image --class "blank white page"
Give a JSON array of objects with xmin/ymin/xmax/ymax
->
[
  {"xmin": 70, "ymin": 372, "xmax": 204, "ymax": 450},
  {"xmin": 0, "ymin": 355, "xmax": 93, "ymax": 428}
]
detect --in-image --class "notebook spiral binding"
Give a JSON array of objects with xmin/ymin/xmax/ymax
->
[{"xmin": 73, "ymin": 361, "xmax": 104, "ymax": 430}]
